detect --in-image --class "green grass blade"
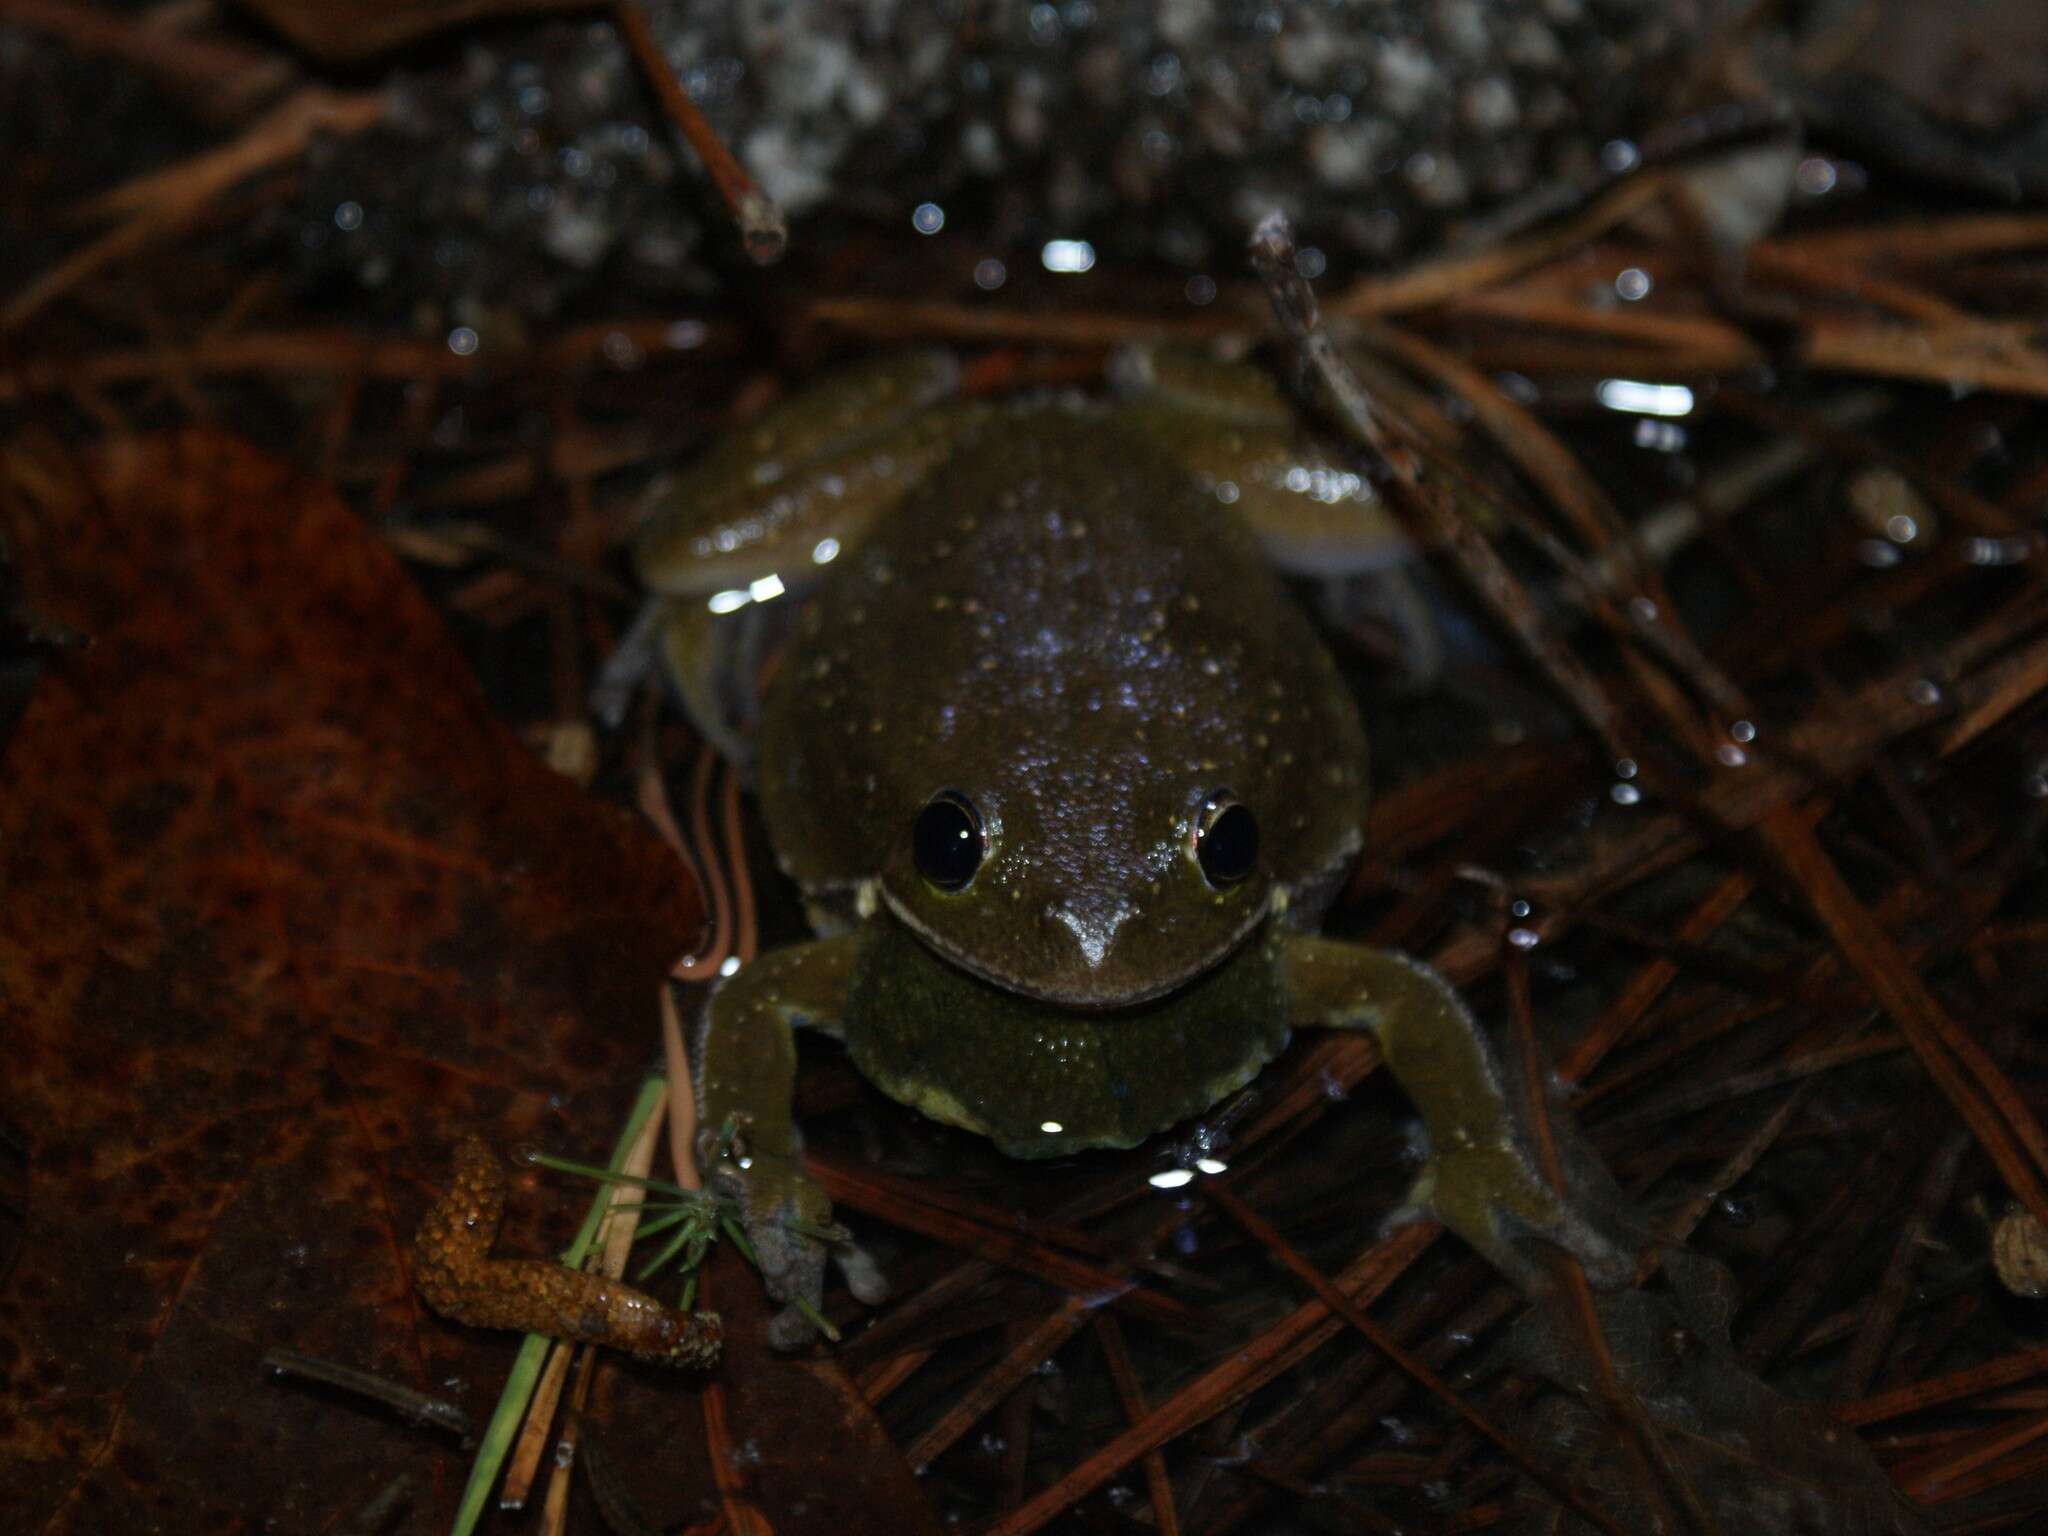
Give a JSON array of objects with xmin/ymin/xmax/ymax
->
[{"xmin": 447, "ymin": 1074, "xmax": 669, "ymax": 1536}]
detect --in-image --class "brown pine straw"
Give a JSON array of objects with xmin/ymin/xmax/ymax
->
[
  {"xmin": 540, "ymin": 1343, "xmax": 603, "ymax": 1535},
  {"xmin": 1202, "ymin": 1180, "xmax": 1637, "ymax": 1536},
  {"xmin": 1330, "ymin": 172, "xmax": 1676, "ymax": 318},
  {"xmin": 638, "ymin": 742, "xmax": 734, "ymax": 982},
  {"xmin": 498, "ymin": 1340, "xmax": 573, "ymax": 1511},
  {"xmin": 6, "ymin": 85, "xmax": 384, "ymax": 330},
  {"xmin": 0, "ymin": 317, "xmax": 735, "ymax": 403},
  {"xmin": 1505, "ymin": 950, "xmax": 1710, "ymax": 1536},
  {"xmin": 502, "ymin": 1083, "xmax": 670, "ymax": 1509},
  {"xmin": 1762, "ymin": 804, "xmax": 2048, "ymax": 1233},
  {"xmin": 611, "ymin": 0, "xmax": 785, "ymax": 265},
  {"xmin": 1093, "ymin": 1314, "xmax": 1182, "ymax": 1536},
  {"xmin": 980, "ymin": 1224, "xmax": 1439, "ymax": 1536},
  {"xmin": 904, "ymin": 1298, "xmax": 1091, "ymax": 1472},
  {"xmin": 1558, "ymin": 870, "xmax": 1757, "ymax": 1083}
]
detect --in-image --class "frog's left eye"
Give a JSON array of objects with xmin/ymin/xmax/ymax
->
[
  {"xmin": 913, "ymin": 789, "xmax": 987, "ymax": 890},
  {"xmin": 1194, "ymin": 791, "xmax": 1259, "ymax": 887}
]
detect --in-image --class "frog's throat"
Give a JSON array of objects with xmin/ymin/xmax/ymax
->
[
  {"xmin": 877, "ymin": 882, "xmax": 1275, "ymax": 1012},
  {"xmin": 842, "ymin": 915, "xmax": 1293, "ymax": 1158}
]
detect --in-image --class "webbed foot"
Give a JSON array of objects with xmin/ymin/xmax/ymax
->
[
  {"xmin": 704, "ymin": 1144, "xmax": 888, "ymax": 1349},
  {"xmin": 1282, "ymin": 937, "xmax": 1640, "ymax": 1292}
]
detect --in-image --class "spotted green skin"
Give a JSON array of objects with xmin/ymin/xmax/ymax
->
[
  {"xmin": 765, "ymin": 408, "xmax": 1367, "ymax": 1021},
  {"xmin": 645, "ymin": 356, "xmax": 1627, "ymax": 1346}
]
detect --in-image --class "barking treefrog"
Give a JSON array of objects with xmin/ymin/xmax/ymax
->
[{"xmin": 633, "ymin": 349, "xmax": 1626, "ymax": 1346}]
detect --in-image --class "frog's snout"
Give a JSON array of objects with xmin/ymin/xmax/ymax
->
[{"xmin": 1045, "ymin": 896, "xmax": 1135, "ymax": 970}]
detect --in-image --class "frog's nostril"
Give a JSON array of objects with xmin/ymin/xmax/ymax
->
[{"xmin": 1047, "ymin": 898, "xmax": 1133, "ymax": 968}]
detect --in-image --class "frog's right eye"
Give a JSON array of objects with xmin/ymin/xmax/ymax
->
[{"xmin": 913, "ymin": 790, "xmax": 986, "ymax": 890}]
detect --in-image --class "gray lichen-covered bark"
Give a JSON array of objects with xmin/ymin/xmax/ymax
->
[{"xmin": 285, "ymin": 0, "xmax": 1732, "ymax": 316}]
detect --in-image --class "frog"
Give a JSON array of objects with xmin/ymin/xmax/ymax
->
[{"xmin": 630, "ymin": 348, "xmax": 1631, "ymax": 1347}]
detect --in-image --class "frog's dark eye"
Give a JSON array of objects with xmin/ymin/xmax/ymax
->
[
  {"xmin": 914, "ymin": 790, "xmax": 986, "ymax": 890},
  {"xmin": 1194, "ymin": 792, "xmax": 1259, "ymax": 887}
]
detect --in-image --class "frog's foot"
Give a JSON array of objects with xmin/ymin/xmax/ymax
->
[
  {"xmin": 589, "ymin": 598, "xmax": 663, "ymax": 729},
  {"xmin": 1405, "ymin": 1137, "xmax": 1634, "ymax": 1294},
  {"xmin": 415, "ymin": 1136, "xmax": 722, "ymax": 1368},
  {"xmin": 710, "ymin": 1150, "xmax": 887, "ymax": 1350},
  {"xmin": 1311, "ymin": 567, "xmax": 1444, "ymax": 691},
  {"xmin": 1283, "ymin": 938, "xmax": 1641, "ymax": 1295}
]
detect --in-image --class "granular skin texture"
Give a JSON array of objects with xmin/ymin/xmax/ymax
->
[{"xmin": 414, "ymin": 1136, "xmax": 722, "ymax": 1369}]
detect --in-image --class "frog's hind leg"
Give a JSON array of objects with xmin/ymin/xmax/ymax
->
[
  {"xmin": 1108, "ymin": 345, "xmax": 1441, "ymax": 683},
  {"xmin": 645, "ymin": 593, "xmax": 790, "ymax": 770},
  {"xmin": 694, "ymin": 932, "xmax": 887, "ymax": 1347},
  {"xmin": 1280, "ymin": 934, "xmax": 1639, "ymax": 1293},
  {"xmin": 1108, "ymin": 344, "xmax": 1414, "ymax": 578},
  {"xmin": 633, "ymin": 351, "xmax": 981, "ymax": 603}
]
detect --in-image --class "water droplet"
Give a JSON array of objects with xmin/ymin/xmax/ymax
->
[
  {"xmin": 1634, "ymin": 417, "xmax": 1687, "ymax": 452},
  {"xmin": 1715, "ymin": 743, "xmax": 1748, "ymax": 767},
  {"xmin": 719, "ymin": 955, "xmax": 742, "ymax": 977},
  {"xmin": 1598, "ymin": 379, "xmax": 1694, "ymax": 417},
  {"xmin": 1614, "ymin": 267, "xmax": 1651, "ymax": 302},
  {"xmin": 1149, "ymin": 1168, "xmax": 1195, "ymax": 1190},
  {"xmin": 1610, "ymin": 782, "xmax": 1641, "ymax": 806},
  {"xmin": 333, "ymin": 200, "xmax": 363, "ymax": 231},
  {"xmin": 1507, "ymin": 927, "xmax": 1539, "ymax": 949},
  {"xmin": 1628, "ymin": 595, "xmax": 1659, "ymax": 624},
  {"xmin": 1795, "ymin": 156, "xmax": 1838, "ymax": 196},
  {"xmin": 1040, "ymin": 238, "xmax": 1096, "ymax": 273},
  {"xmin": 1039, "ymin": 1120, "xmax": 1064, "ymax": 1135},
  {"xmin": 1185, "ymin": 273, "xmax": 1216, "ymax": 305},
  {"xmin": 1510, "ymin": 899, "xmax": 1531, "ymax": 918},
  {"xmin": 1601, "ymin": 139, "xmax": 1641, "ymax": 174},
  {"xmin": 1194, "ymin": 1156, "xmax": 1228, "ymax": 1175},
  {"xmin": 973, "ymin": 257, "xmax": 1006, "ymax": 290},
  {"xmin": 1909, "ymin": 678, "xmax": 1942, "ymax": 707},
  {"xmin": 447, "ymin": 326, "xmax": 480, "ymax": 356},
  {"xmin": 912, "ymin": 201, "xmax": 945, "ymax": 235},
  {"xmin": 1717, "ymin": 1195, "xmax": 1755, "ymax": 1227},
  {"xmin": 1615, "ymin": 757, "xmax": 1638, "ymax": 779}
]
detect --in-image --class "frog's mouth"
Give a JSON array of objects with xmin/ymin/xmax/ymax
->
[{"xmin": 879, "ymin": 884, "xmax": 1274, "ymax": 1011}]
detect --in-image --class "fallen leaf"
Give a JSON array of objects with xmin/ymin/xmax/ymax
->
[{"xmin": 0, "ymin": 431, "xmax": 931, "ymax": 1533}]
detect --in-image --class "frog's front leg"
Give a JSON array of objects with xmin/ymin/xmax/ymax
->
[
  {"xmin": 695, "ymin": 931, "xmax": 885, "ymax": 1347},
  {"xmin": 1280, "ymin": 935, "xmax": 1636, "ymax": 1292}
]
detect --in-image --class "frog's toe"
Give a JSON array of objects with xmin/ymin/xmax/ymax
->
[
  {"xmin": 750, "ymin": 1214, "xmax": 826, "ymax": 1298},
  {"xmin": 767, "ymin": 1300, "xmax": 822, "ymax": 1352},
  {"xmin": 1413, "ymin": 1154, "xmax": 1633, "ymax": 1292},
  {"xmin": 834, "ymin": 1240, "xmax": 890, "ymax": 1306}
]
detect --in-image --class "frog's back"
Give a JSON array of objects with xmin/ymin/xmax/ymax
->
[{"xmin": 760, "ymin": 407, "xmax": 1367, "ymax": 926}]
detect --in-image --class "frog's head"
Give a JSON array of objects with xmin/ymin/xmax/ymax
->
[
  {"xmin": 877, "ymin": 741, "xmax": 1282, "ymax": 1011},
  {"xmin": 759, "ymin": 410, "xmax": 1368, "ymax": 1011}
]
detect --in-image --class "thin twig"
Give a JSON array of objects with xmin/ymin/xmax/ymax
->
[
  {"xmin": 261, "ymin": 1348, "xmax": 472, "ymax": 1440},
  {"xmin": 612, "ymin": 0, "xmax": 785, "ymax": 264}
]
